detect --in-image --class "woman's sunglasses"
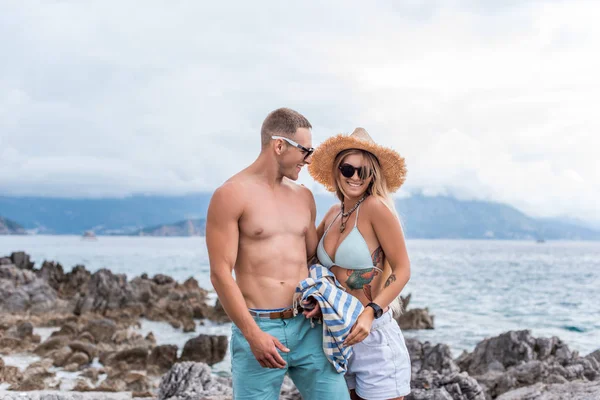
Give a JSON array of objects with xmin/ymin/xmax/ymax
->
[{"xmin": 338, "ymin": 163, "xmax": 371, "ymax": 180}]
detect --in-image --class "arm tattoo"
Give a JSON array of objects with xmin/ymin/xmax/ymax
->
[
  {"xmin": 371, "ymin": 246, "xmax": 383, "ymax": 267},
  {"xmin": 384, "ymin": 273, "xmax": 397, "ymax": 288}
]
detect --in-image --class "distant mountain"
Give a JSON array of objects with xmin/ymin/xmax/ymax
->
[
  {"xmin": 0, "ymin": 216, "xmax": 27, "ymax": 235},
  {"xmin": 1, "ymin": 193, "xmax": 598, "ymax": 240},
  {"xmin": 132, "ymin": 218, "xmax": 206, "ymax": 237},
  {"xmin": 396, "ymin": 194, "xmax": 600, "ymax": 240},
  {"xmin": 0, "ymin": 194, "xmax": 211, "ymax": 235}
]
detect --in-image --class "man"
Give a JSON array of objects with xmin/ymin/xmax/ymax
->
[{"xmin": 207, "ymin": 108, "xmax": 349, "ymax": 399}]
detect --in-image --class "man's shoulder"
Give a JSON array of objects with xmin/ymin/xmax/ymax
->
[
  {"xmin": 210, "ymin": 179, "xmax": 248, "ymax": 214},
  {"xmin": 284, "ymin": 178, "xmax": 313, "ymax": 195}
]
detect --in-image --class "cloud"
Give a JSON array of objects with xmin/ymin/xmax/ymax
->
[{"xmin": 0, "ymin": 0, "xmax": 598, "ymax": 223}]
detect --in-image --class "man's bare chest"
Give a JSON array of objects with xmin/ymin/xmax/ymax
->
[{"xmin": 240, "ymin": 197, "xmax": 310, "ymax": 239}]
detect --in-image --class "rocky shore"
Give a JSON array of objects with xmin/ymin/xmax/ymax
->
[{"xmin": 1, "ymin": 251, "xmax": 599, "ymax": 399}]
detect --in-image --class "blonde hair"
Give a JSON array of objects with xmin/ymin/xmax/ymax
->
[{"xmin": 333, "ymin": 149, "xmax": 403, "ymax": 317}]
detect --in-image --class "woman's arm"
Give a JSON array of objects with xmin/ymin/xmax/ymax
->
[
  {"xmin": 369, "ymin": 199, "xmax": 411, "ymax": 310},
  {"xmin": 344, "ymin": 197, "xmax": 410, "ymax": 346}
]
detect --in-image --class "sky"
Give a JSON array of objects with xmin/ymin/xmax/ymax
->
[{"xmin": 1, "ymin": 1, "xmax": 599, "ymax": 224}]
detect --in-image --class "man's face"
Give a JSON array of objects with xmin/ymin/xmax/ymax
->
[{"xmin": 281, "ymin": 127, "xmax": 313, "ymax": 181}]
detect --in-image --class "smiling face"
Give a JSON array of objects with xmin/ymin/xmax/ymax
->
[
  {"xmin": 277, "ymin": 127, "xmax": 313, "ymax": 181},
  {"xmin": 334, "ymin": 150, "xmax": 374, "ymax": 200}
]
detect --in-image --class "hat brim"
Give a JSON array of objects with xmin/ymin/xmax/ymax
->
[{"xmin": 308, "ymin": 134, "xmax": 407, "ymax": 193}]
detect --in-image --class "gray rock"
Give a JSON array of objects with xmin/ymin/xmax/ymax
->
[
  {"xmin": 408, "ymin": 388, "xmax": 454, "ymax": 400},
  {"xmin": 496, "ymin": 380, "xmax": 600, "ymax": 400},
  {"xmin": 74, "ymin": 269, "xmax": 136, "ymax": 315},
  {"xmin": 158, "ymin": 362, "xmax": 232, "ymax": 400},
  {"xmin": 0, "ymin": 265, "xmax": 66, "ymax": 313},
  {"xmin": 409, "ymin": 369, "xmax": 486, "ymax": 400},
  {"xmin": 457, "ymin": 330, "xmax": 537, "ymax": 376},
  {"xmin": 456, "ymin": 330, "xmax": 600, "ymax": 398},
  {"xmin": 0, "ymin": 391, "xmax": 133, "ymax": 399}
]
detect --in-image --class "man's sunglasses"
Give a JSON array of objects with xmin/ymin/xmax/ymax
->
[
  {"xmin": 339, "ymin": 163, "xmax": 371, "ymax": 180},
  {"xmin": 271, "ymin": 136, "xmax": 314, "ymax": 160}
]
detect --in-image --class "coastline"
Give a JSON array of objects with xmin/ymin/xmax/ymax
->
[{"xmin": 1, "ymin": 251, "xmax": 599, "ymax": 399}]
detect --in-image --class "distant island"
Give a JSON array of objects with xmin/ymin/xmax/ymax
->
[
  {"xmin": 1, "ymin": 193, "xmax": 599, "ymax": 240},
  {"xmin": 0, "ymin": 216, "xmax": 27, "ymax": 235},
  {"xmin": 132, "ymin": 218, "xmax": 206, "ymax": 237}
]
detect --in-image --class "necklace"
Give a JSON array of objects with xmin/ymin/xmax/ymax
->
[{"xmin": 340, "ymin": 194, "xmax": 368, "ymax": 233}]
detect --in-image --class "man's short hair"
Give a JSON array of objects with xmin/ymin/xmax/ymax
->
[{"xmin": 261, "ymin": 108, "xmax": 312, "ymax": 149}]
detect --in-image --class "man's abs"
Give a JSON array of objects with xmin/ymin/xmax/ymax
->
[{"xmin": 234, "ymin": 236, "xmax": 309, "ymax": 309}]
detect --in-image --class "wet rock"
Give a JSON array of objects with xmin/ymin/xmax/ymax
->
[
  {"xmin": 179, "ymin": 334, "xmax": 228, "ymax": 366},
  {"xmin": 64, "ymin": 362, "xmax": 80, "ymax": 372},
  {"xmin": 49, "ymin": 346, "xmax": 73, "ymax": 367},
  {"xmin": 153, "ymin": 274, "xmax": 174, "ymax": 285},
  {"xmin": 209, "ymin": 299, "xmax": 230, "ymax": 323},
  {"xmin": 103, "ymin": 347, "xmax": 149, "ymax": 370},
  {"xmin": 9, "ymin": 359, "xmax": 55, "ymax": 391},
  {"xmin": 77, "ymin": 331, "xmax": 96, "ymax": 343},
  {"xmin": 80, "ymin": 367, "xmax": 101, "ymax": 382},
  {"xmin": 182, "ymin": 319, "xmax": 196, "ymax": 333},
  {"xmin": 11, "ymin": 251, "xmax": 34, "ymax": 270},
  {"xmin": 148, "ymin": 344, "xmax": 178, "ymax": 374},
  {"xmin": 51, "ymin": 321, "xmax": 79, "ymax": 339},
  {"xmin": 0, "ymin": 336, "xmax": 22, "ymax": 350},
  {"xmin": 398, "ymin": 308, "xmax": 435, "ymax": 330},
  {"xmin": 81, "ymin": 318, "xmax": 117, "ymax": 343},
  {"xmin": 72, "ymin": 378, "xmax": 95, "ymax": 391},
  {"xmin": 69, "ymin": 341, "xmax": 98, "ymax": 359},
  {"xmin": 35, "ymin": 336, "xmax": 70, "ymax": 356},
  {"xmin": 0, "ymin": 357, "xmax": 24, "ymax": 385},
  {"xmin": 66, "ymin": 351, "xmax": 90, "ymax": 367},
  {"xmin": 17, "ymin": 321, "xmax": 34, "ymax": 338},
  {"xmin": 158, "ymin": 362, "xmax": 233, "ymax": 400}
]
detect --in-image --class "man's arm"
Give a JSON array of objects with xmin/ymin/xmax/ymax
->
[
  {"xmin": 207, "ymin": 183, "xmax": 289, "ymax": 368},
  {"xmin": 304, "ymin": 187, "xmax": 319, "ymax": 266}
]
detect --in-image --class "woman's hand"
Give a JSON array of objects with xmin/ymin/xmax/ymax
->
[{"xmin": 343, "ymin": 307, "xmax": 375, "ymax": 346}]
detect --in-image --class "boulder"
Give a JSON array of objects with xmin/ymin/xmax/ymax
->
[
  {"xmin": 179, "ymin": 334, "xmax": 228, "ymax": 366},
  {"xmin": 398, "ymin": 308, "xmax": 435, "ymax": 330},
  {"xmin": 148, "ymin": 344, "xmax": 178, "ymax": 374},
  {"xmin": 158, "ymin": 362, "xmax": 232, "ymax": 400}
]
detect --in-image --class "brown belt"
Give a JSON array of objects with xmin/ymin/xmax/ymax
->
[{"xmin": 249, "ymin": 306, "xmax": 303, "ymax": 319}]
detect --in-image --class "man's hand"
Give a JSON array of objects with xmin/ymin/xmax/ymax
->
[
  {"xmin": 343, "ymin": 307, "xmax": 375, "ymax": 346},
  {"xmin": 247, "ymin": 330, "xmax": 290, "ymax": 369},
  {"xmin": 303, "ymin": 299, "xmax": 322, "ymax": 319}
]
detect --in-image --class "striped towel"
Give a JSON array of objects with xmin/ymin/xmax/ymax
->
[{"xmin": 293, "ymin": 264, "xmax": 364, "ymax": 373}]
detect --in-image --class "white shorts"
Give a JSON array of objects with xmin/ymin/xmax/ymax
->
[{"xmin": 345, "ymin": 310, "xmax": 411, "ymax": 399}]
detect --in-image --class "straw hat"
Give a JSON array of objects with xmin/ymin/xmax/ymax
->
[{"xmin": 308, "ymin": 127, "xmax": 407, "ymax": 193}]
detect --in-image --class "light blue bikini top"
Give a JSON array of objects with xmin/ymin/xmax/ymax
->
[{"xmin": 317, "ymin": 205, "xmax": 380, "ymax": 271}]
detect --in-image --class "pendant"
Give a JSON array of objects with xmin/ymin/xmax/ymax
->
[{"xmin": 340, "ymin": 220, "xmax": 346, "ymax": 233}]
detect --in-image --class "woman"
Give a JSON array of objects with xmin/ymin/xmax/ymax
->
[{"xmin": 308, "ymin": 128, "xmax": 411, "ymax": 400}]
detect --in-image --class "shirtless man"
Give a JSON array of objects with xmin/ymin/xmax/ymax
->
[{"xmin": 207, "ymin": 108, "xmax": 349, "ymax": 400}]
